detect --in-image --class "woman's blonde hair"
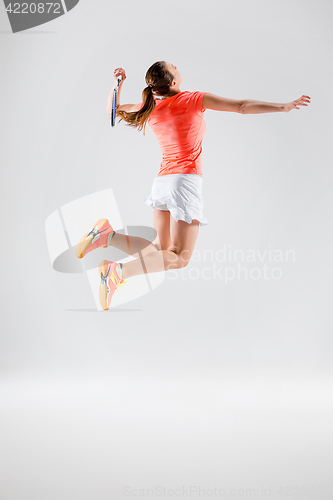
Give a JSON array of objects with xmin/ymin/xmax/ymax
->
[{"xmin": 116, "ymin": 61, "xmax": 179, "ymax": 135}]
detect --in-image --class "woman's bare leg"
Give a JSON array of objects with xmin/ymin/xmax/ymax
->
[
  {"xmin": 122, "ymin": 214, "xmax": 200, "ymax": 279},
  {"xmin": 110, "ymin": 208, "xmax": 172, "ymax": 258},
  {"xmin": 110, "ymin": 232, "xmax": 158, "ymax": 258}
]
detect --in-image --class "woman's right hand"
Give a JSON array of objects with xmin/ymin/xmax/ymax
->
[
  {"xmin": 284, "ymin": 95, "xmax": 311, "ymax": 112},
  {"xmin": 113, "ymin": 67, "xmax": 126, "ymax": 83}
]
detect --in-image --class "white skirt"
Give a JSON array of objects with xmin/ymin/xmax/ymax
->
[{"xmin": 142, "ymin": 173, "xmax": 208, "ymax": 226}]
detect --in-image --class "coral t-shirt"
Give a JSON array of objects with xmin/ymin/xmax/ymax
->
[{"xmin": 138, "ymin": 91, "xmax": 207, "ymax": 177}]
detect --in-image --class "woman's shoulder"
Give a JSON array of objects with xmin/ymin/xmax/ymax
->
[
  {"xmin": 178, "ymin": 91, "xmax": 207, "ymax": 113},
  {"xmin": 184, "ymin": 90, "xmax": 206, "ymax": 97},
  {"xmin": 177, "ymin": 90, "xmax": 206, "ymax": 103},
  {"xmin": 156, "ymin": 90, "xmax": 204, "ymax": 103}
]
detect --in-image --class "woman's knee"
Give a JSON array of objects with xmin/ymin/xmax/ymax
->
[{"xmin": 179, "ymin": 250, "xmax": 191, "ymax": 267}]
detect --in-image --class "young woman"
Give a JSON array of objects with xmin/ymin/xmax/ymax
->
[{"xmin": 76, "ymin": 60, "xmax": 311, "ymax": 310}]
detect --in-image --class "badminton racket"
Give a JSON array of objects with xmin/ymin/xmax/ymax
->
[{"xmin": 110, "ymin": 75, "xmax": 122, "ymax": 127}]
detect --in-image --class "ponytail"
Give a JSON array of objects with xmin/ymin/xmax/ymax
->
[{"xmin": 116, "ymin": 85, "xmax": 156, "ymax": 136}]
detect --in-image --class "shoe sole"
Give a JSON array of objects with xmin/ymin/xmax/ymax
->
[{"xmin": 75, "ymin": 218, "xmax": 109, "ymax": 259}]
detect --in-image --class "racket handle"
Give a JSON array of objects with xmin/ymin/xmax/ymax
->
[{"xmin": 117, "ymin": 75, "xmax": 122, "ymax": 85}]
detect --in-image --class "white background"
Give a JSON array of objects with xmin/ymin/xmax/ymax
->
[{"xmin": 1, "ymin": 0, "xmax": 333, "ymax": 499}]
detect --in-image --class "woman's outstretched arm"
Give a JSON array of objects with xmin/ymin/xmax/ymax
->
[
  {"xmin": 203, "ymin": 93, "xmax": 311, "ymax": 114},
  {"xmin": 241, "ymin": 99, "xmax": 285, "ymax": 114},
  {"xmin": 241, "ymin": 95, "xmax": 311, "ymax": 114}
]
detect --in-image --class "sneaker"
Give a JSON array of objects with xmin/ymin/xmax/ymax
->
[
  {"xmin": 75, "ymin": 218, "xmax": 114, "ymax": 259},
  {"xmin": 98, "ymin": 259, "xmax": 127, "ymax": 310}
]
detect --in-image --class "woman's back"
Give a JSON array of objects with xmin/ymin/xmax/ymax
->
[{"xmin": 139, "ymin": 91, "xmax": 207, "ymax": 177}]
